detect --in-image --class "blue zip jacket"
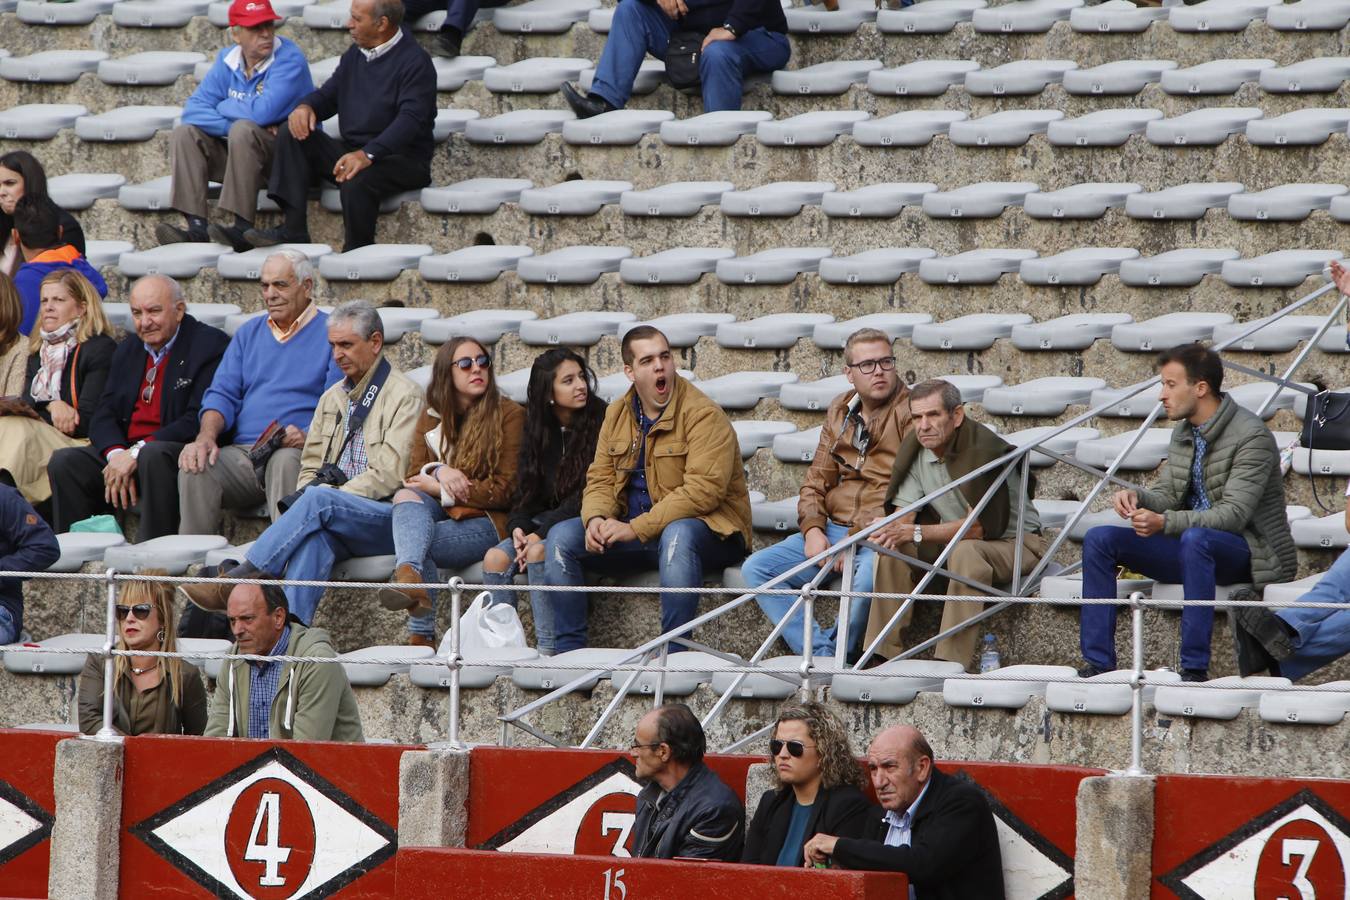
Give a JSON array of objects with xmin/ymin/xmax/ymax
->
[
  {"xmin": 182, "ymin": 36, "xmax": 314, "ymax": 138},
  {"xmin": 15, "ymin": 246, "xmax": 108, "ymax": 336},
  {"xmin": 0, "ymin": 485, "xmax": 60, "ymax": 640}
]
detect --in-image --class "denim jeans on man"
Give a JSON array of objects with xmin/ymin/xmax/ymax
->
[
  {"xmin": 1080, "ymin": 525, "xmax": 1252, "ymax": 672},
  {"xmin": 543, "ymin": 516, "xmax": 746, "ymax": 653},
  {"xmin": 1276, "ymin": 548, "xmax": 1350, "ymax": 681},
  {"xmin": 0, "ymin": 605, "xmax": 17, "ymax": 645},
  {"xmin": 588, "ymin": 0, "xmax": 790, "ymax": 113},
  {"xmin": 482, "ymin": 535, "xmax": 555, "ymax": 655},
  {"xmin": 740, "ymin": 522, "xmax": 875, "ymax": 658},
  {"xmin": 392, "ymin": 491, "xmax": 501, "ymax": 639}
]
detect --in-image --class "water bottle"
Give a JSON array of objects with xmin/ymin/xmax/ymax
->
[{"xmin": 979, "ymin": 634, "xmax": 1000, "ymax": 673}]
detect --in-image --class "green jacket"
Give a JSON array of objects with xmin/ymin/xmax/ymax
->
[
  {"xmin": 1137, "ymin": 394, "xmax": 1297, "ymax": 588},
  {"xmin": 204, "ymin": 623, "xmax": 364, "ymax": 742}
]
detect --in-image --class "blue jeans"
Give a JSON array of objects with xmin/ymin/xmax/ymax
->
[
  {"xmin": 0, "ymin": 604, "xmax": 18, "ymax": 644},
  {"xmin": 741, "ymin": 523, "xmax": 875, "ymax": 658},
  {"xmin": 246, "ymin": 488, "xmax": 397, "ymax": 625},
  {"xmin": 1080, "ymin": 525, "xmax": 1252, "ymax": 672},
  {"xmin": 392, "ymin": 491, "xmax": 501, "ymax": 638},
  {"xmin": 589, "ymin": 0, "xmax": 791, "ymax": 112},
  {"xmin": 482, "ymin": 535, "xmax": 554, "ymax": 655},
  {"xmin": 1278, "ymin": 548, "xmax": 1350, "ymax": 681},
  {"xmin": 543, "ymin": 516, "xmax": 747, "ymax": 653}
]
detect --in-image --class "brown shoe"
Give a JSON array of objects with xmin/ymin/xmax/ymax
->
[
  {"xmin": 408, "ymin": 634, "xmax": 436, "ymax": 648},
  {"xmin": 178, "ymin": 578, "xmax": 234, "ymax": 612},
  {"xmin": 378, "ymin": 563, "xmax": 431, "ymax": 614}
]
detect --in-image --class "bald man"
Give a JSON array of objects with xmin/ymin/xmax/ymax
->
[{"xmin": 803, "ymin": 725, "xmax": 1004, "ymax": 900}]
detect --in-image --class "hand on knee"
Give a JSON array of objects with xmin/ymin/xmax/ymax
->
[{"xmin": 523, "ymin": 542, "xmax": 547, "ymax": 565}]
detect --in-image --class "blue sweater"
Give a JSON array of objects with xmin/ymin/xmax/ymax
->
[
  {"xmin": 15, "ymin": 246, "xmax": 109, "ymax": 335},
  {"xmin": 182, "ymin": 36, "xmax": 314, "ymax": 138},
  {"xmin": 200, "ymin": 311, "xmax": 343, "ymax": 446},
  {"xmin": 0, "ymin": 485, "xmax": 59, "ymax": 639}
]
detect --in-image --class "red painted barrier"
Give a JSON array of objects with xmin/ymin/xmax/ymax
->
[
  {"xmin": 396, "ymin": 848, "xmax": 908, "ymax": 899},
  {"xmin": 1153, "ymin": 774, "xmax": 1350, "ymax": 899},
  {"xmin": 0, "ymin": 728, "xmax": 63, "ymax": 899}
]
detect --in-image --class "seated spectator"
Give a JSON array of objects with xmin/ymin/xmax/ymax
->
[
  {"xmin": 158, "ymin": 0, "xmax": 314, "ymax": 252},
  {"xmin": 742, "ymin": 701, "xmax": 873, "ymax": 867},
  {"xmin": 481, "ymin": 348, "xmax": 606, "ymax": 656},
  {"xmin": 0, "ymin": 483, "xmax": 59, "ymax": 644},
  {"xmin": 0, "ymin": 150, "xmax": 86, "ymax": 280},
  {"xmin": 543, "ymin": 327, "xmax": 751, "ymax": 652},
  {"xmin": 0, "ymin": 274, "xmax": 27, "ymax": 395},
  {"xmin": 48, "ymin": 275, "xmax": 229, "ymax": 537},
  {"xmin": 181, "ymin": 301, "xmax": 422, "ymax": 624},
  {"xmin": 11, "ymin": 197, "xmax": 107, "ymax": 336},
  {"xmin": 404, "ymin": 0, "xmax": 513, "ymax": 58},
  {"xmin": 1078, "ymin": 346, "xmax": 1296, "ymax": 681},
  {"xmin": 742, "ymin": 328, "xmax": 911, "ymax": 660},
  {"xmin": 177, "ymin": 249, "xmax": 342, "ymax": 532},
  {"xmin": 77, "ymin": 572, "xmax": 208, "ymax": 735},
  {"xmin": 804, "ymin": 725, "xmax": 1004, "ymax": 898},
  {"xmin": 559, "ymin": 0, "xmax": 789, "ymax": 117},
  {"xmin": 631, "ymin": 703, "xmax": 744, "ymax": 860},
  {"xmin": 378, "ymin": 337, "xmax": 523, "ymax": 646},
  {"xmin": 864, "ymin": 379, "xmax": 1046, "ymax": 669},
  {"xmin": 205, "ymin": 581, "xmax": 364, "ymax": 741},
  {"xmin": 249, "ymin": 0, "xmax": 436, "ymax": 251},
  {"xmin": 0, "ymin": 270, "xmax": 114, "ymax": 508}
]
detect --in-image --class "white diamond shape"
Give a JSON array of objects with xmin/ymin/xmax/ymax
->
[
  {"xmin": 995, "ymin": 811, "xmax": 1073, "ymax": 900},
  {"xmin": 0, "ymin": 791, "xmax": 45, "ymax": 857},
  {"xmin": 1180, "ymin": 802, "xmax": 1350, "ymax": 899},
  {"xmin": 498, "ymin": 770, "xmax": 639, "ymax": 856}
]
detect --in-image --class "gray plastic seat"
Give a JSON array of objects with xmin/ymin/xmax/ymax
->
[
  {"xmin": 104, "ymin": 534, "xmax": 229, "ymax": 575},
  {"xmin": 697, "ymin": 372, "xmax": 800, "ymax": 410},
  {"xmin": 371, "ymin": 308, "xmax": 439, "ymax": 343},
  {"xmin": 113, "ymin": 0, "xmax": 211, "ymax": 26},
  {"xmin": 722, "ymin": 182, "xmax": 833, "ymax": 216},
  {"xmin": 578, "ymin": 59, "xmax": 667, "ymax": 96},
  {"xmin": 50, "ymin": 532, "xmax": 126, "ymax": 573},
  {"xmin": 618, "ymin": 248, "xmax": 735, "ymax": 285},
  {"xmin": 778, "ymin": 375, "xmax": 851, "ymax": 412},
  {"xmin": 431, "ymin": 109, "xmax": 481, "ymax": 142},
  {"xmin": 1125, "ymin": 183, "xmax": 1245, "ymax": 220},
  {"xmin": 1010, "ymin": 313, "xmax": 1135, "ymax": 350},
  {"xmin": 818, "ymin": 248, "xmax": 936, "ymax": 285},
  {"xmin": 911, "ymin": 313, "xmax": 1034, "ymax": 349},
  {"xmin": 517, "ymin": 311, "xmax": 637, "ymax": 346},
  {"xmin": 330, "ymin": 554, "xmax": 396, "ymax": 582},
  {"xmin": 319, "ymin": 187, "xmax": 420, "ymax": 214},
  {"xmin": 17, "ymin": 0, "xmax": 118, "ymax": 25},
  {"xmin": 177, "ymin": 636, "xmax": 232, "ymax": 680},
  {"xmin": 412, "ymin": 646, "xmax": 541, "ymax": 690},
  {"xmin": 317, "ymin": 244, "xmax": 432, "ymax": 281},
  {"xmin": 876, "ymin": 0, "xmax": 984, "ymax": 33},
  {"xmin": 1118, "ymin": 251, "xmax": 1242, "ymax": 289},
  {"xmin": 1062, "ymin": 507, "xmax": 1136, "ymax": 540},
  {"xmin": 1169, "ymin": 0, "xmax": 1278, "ymax": 32},
  {"xmin": 715, "ymin": 248, "xmax": 832, "ymax": 285},
  {"xmin": 1040, "ymin": 571, "xmax": 1152, "ymax": 600},
  {"xmin": 774, "ymin": 425, "xmax": 822, "ymax": 463},
  {"xmin": 119, "ymin": 243, "xmax": 229, "ymax": 278},
  {"xmin": 1069, "ymin": 0, "xmax": 1169, "ymax": 32},
  {"xmin": 562, "ymin": 109, "xmax": 674, "ymax": 146},
  {"xmin": 1024, "ymin": 184, "xmax": 1143, "ymax": 220},
  {"xmin": 948, "ymin": 109, "xmax": 1063, "ymax": 147},
  {"xmin": 1145, "ymin": 109, "xmax": 1262, "ymax": 146},
  {"xmin": 1062, "ymin": 60, "xmax": 1177, "ymax": 96},
  {"xmin": 1259, "ymin": 681, "xmax": 1350, "ymax": 726},
  {"xmin": 620, "ymin": 182, "xmax": 733, "ymax": 218},
  {"xmin": 918, "ymin": 249, "xmax": 1039, "ymax": 285},
  {"xmin": 814, "ymin": 314, "xmax": 932, "ymax": 348},
  {"xmin": 1046, "ymin": 109, "xmax": 1164, "ymax": 147},
  {"xmin": 659, "ymin": 110, "xmax": 774, "ymax": 146},
  {"xmin": 833, "ymin": 660, "xmax": 965, "ymax": 705},
  {"xmin": 75, "ymin": 106, "xmax": 181, "ymax": 142},
  {"xmin": 419, "ymin": 245, "xmax": 533, "ymax": 283},
  {"xmin": 617, "ymin": 313, "xmax": 735, "ymax": 345},
  {"xmin": 1004, "ymin": 427, "xmax": 1100, "ymax": 468},
  {"xmin": 98, "ymin": 51, "xmax": 204, "ymax": 86},
  {"xmin": 4, "ymin": 634, "xmax": 104, "ymax": 675},
  {"xmin": 850, "ymin": 110, "xmax": 967, "ymax": 147},
  {"xmin": 176, "ymin": 303, "xmax": 240, "ymax": 330},
  {"xmin": 973, "ymin": 0, "xmax": 1080, "ymax": 32},
  {"xmin": 1229, "ymin": 185, "xmax": 1347, "ymax": 221},
  {"xmin": 421, "ymin": 310, "xmax": 537, "ymax": 345},
  {"xmin": 340, "ymin": 646, "xmax": 436, "ymax": 687},
  {"xmin": 1046, "ymin": 669, "xmax": 1181, "ymax": 715},
  {"xmin": 786, "ymin": 0, "xmax": 875, "ymax": 33},
  {"xmin": 85, "ymin": 241, "xmax": 134, "ymax": 268},
  {"xmin": 483, "ymin": 57, "xmax": 590, "ymax": 93},
  {"xmin": 921, "ymin": 182, "xmax": 1039, "ymax": 219},
  {"xmin": 711, "ymin": 656, "xmax": 826, "ymax": 700},
  {"xmin": 420, "ymin": 178, "xmax": 533, "ymax": 214},
  {"xmin": 1292, "ymin": 513, "xmax": 1350, "ymax": 549},
  {"xmin": 512, "ymin": 648, "xmax": 614, "ymax": 690},
  {"xmin": 942, "ymin": 375, "xmax": 1005, "ymax": 403},
  {"xmin": 216, "ymin": 243, "xmax": 332, "ymax": 279},
  {"xmin": 751, "ymin": 496, "xmax": 800, "ymax": 532},
  {"xmin": 756, "ymin": 112, "xmax": 869, "ymax": 147},
  {"xmin": 981, "ymin": 377, "xmax": 1106, "ymax": 416},
  {"xmin": 516, "ymin": 246, "xmax": 632, "ymax": 284},
  {"xmin": 716, "ymin": 313, "xmax": 834, "ymax": 350},
  {"xmin": 867, "ymin": 60, "xmax": 980, "ymax": 97},
  {"xmin": 304, "ymin": 0, "xmax": 360, "ymax": 27},
  {"xmin": 1292, "ymin": 443, "xmax": 1350, "ymax": 476},
  {"xmin": 944, "ymin": 665, "xmax": 1077, "ymax": 709},
  {"xmin": 1245, "ymin": 109, "xmax": 1350, "ymax": 146},
  {"xmin": 964, "ymin": 60, "xmax": 1078, "ymax": 96},
  {"xmin": 1155, "ymin": 676, "xmax": 1290, "ymax": 720},
  {"xmin": 103, "ymin": 303, "xmax": 132, "ymax": 330},
  {"xmin": 429, "ymin": 55, "xmax": 496, "ymax": 91},
  {"xmin": 464, "ymin": 109, "xmax": 575, "ymax": 144},
  {"xmin": 733, "ymin": 421, "xmax": 798, "ymax": 459},
  {"xmin": 47, "ymin": 173, "xmax": 126, "ymax": 210},
  {"xmin": 1162, "ymin": 59, "xmax": 1276, "ymax": 95},
  {"xmin": 1111, "ymin": 312, "xmax": 1234, "ymax": 350},
  {"xmin": 1227, "ymin": 382, "xmax": 1313, "ymax": 419},
  {"xmin": 772, "ymin": 60, "xmax": 882, "ymax": 96},
  {"xmin": 1019, "ymin": 249, "xmax": 1141, "ymax": 287},
  {"xmin": 494, "ymin": 0, "xmax": 598, "ymax": 32},
  {"xmin": 1221, "ymin": 251, "xmax": 1341, "ymax": 288},
  {"xmin": 1087, "ymin": 384, "xmax": 1162, "ymax": 418},
  {"xmin": 1074, "ymin": 429, "xmax": 1174, "ymax": 470},
  {"xmin": 1260, "ymin": 57, "xmax": 1350, "ymax": 93},
  {"xmin": 0, "ymin": 50, "xmax": 107, "ymax": 83},
  {"xmin": 1267, "ymin": 0, "xmax": 1350, "ymax": 30},
  {"xmin": 519, "ymin": 180, "xmax": 632, "ymax": 215},
  {"xmin": 0, "ymin": 103, "xmax": 87, "ymax": 140}
]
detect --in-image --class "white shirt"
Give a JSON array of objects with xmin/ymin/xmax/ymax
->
[
  {"xmin": 882, "ymin": 778, "xmax": 932, "ymax": 900},
  {"xmin": 359, "ymin": 27, "xmax": 403, "ymax": 62}
]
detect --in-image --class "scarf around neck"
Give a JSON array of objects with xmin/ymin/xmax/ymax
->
[{"xmin": 30, "ymin": 318, "xmax": 78, "ymax": 402}]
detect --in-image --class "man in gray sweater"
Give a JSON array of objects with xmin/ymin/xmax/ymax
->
[{"xmin": 1078, "ymin": 345, "xmax": 1297, "ymax": 681}]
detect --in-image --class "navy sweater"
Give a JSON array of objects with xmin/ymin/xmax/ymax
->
[
  {"xmin": 0, "ymin": 485, "xmax": 59, "ymax": 638},
  {"xmin": 643, "ymin": 0, "xmax": 787, "ymax": 36},
  {"xmin": 299, "ymin": 29, "xmax": 437, "ymax": 165}
]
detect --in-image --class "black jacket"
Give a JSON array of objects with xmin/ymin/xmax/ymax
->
[
  {"xmin": 87, "ymin": 315, "xmax": 229, "ymax": 456},
  {"xmin": 0, "ymin": 484, "xmax": 59, "ymax": 636},
  {"xmin": 831, "ymin": 768, "xmax": 1005, "ymax": 900},
  {"xmin": 505, "ymin": 415, "xmax": 601, "ymax": 539},
  {"xmin": 641, "ymin": 0, "xmax": 787, "ymax": 37},
  {"xmin": 742, "ymin": 783, "xmax": 874, "ymax": 866},
  {"xmin": 22, "ymin": 333, "xmax": 115, "ymax": 440},
  {"xmin": 633, "ymin": 762, "xmax": 745, "ymax": 861}
]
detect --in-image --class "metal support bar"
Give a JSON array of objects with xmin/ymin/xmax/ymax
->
[
  {"xmin": 1252, "ymin": 296, "xmax": 1347, "ymax": 418},
  {"xmin": 91, "ymin": 567, "xmax": 120, "ymax": 743},
  {"xmin": 833, "ymin": 545, "xmax": 856, "ymax": 669},
  {"xmin": 430, "ymin": 577, "xmax": 467, "ymax": 750},
  {"xmin": 799, "ymin": 583, "xmax": 815, "ymax": 700},
  {"xmin": 1126, "ymin": 592, "xmax": 1146, "ymax": 776},
  {"xmin": 581, "ymin": 649, "xmax": 652, "ymax": 749},
  {"xmin": 1011, "ymin": 454, "xmax": 1031, "ymax": 596}
]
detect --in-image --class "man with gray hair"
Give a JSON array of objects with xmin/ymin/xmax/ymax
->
[
  {"xmin": 48, "ymin": 274, "xmax": 229, "ymax": 537},
  {"xmin": 178, "ymin": 249, "xmax": 342, "ymax": 533},
  {"xmin": 181, "ymin": 300, "xmax": 424, "ymax": 624}
]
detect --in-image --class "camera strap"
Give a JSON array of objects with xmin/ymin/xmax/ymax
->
[{"xmin": 336, "ymin": 356, "xmax": 392, "ymax": 460}]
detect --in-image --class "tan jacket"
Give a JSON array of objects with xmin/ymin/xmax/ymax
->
[
  {"xmin": 406, "ymin": 398, "xmax": 525, "ymax": 539},
  {"xmin": 581, "ymin": 375, "xmax": 752, "ymax": 546},
  {"xmin": 297, "ymin": 355, "xmax": 424, "ymax": 500},
  {"xmin": 799, "ymin": 386, "xmax": 911, "ymax": 534}
]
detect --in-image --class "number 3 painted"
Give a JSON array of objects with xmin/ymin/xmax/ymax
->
[
  {"xmin": 1279, "ymin": 838, "xmax": 1319, "ymax": 900},
  {"xmin": 602, "ymin": 867, "xmax": 627, "ymax": 900},
  {"xmin": 245, "ymin": 792, "xmax": 293, "ymax": 887}
]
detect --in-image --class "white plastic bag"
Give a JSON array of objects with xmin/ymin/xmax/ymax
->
[{"xmin": 441, "ymin": 590, "xmax": 527, "ymax": 655}]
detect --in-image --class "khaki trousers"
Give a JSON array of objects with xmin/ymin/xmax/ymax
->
[
  {"xmin": 168, "ymin": 121, "xmax": 275, "ymax": 221},
  {"xmin": 864, "ymin": 532, "xmax": 1049, "ymax": 668},
  {"xmin": 177, "ymin": 444, "xmax": 301, "ymax": 534}
]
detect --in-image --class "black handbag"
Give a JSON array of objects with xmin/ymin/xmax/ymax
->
[
  {"xmin": 1299, "ymin": 390, "xmax": 1350, "ymax": 510},
  {"xmin": 665, "ymin": 30, "xmax": 705, "ymax": 93}
]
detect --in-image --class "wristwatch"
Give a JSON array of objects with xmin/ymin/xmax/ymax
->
[
  {"xmin": 913, "ymin": 524, "xmax": 922, "ymax": 545},
  {"xmin": 722, "ymin": 21, "xmax": 739, "ymax": 36}
]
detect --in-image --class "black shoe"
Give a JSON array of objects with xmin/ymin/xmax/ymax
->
[
  {"xmin": 243, "ymin": 225, "xmax": 311, "ymax": 248},
  {"xmin": 1181, "ymin": 668, "xmax": 1208, "ymax": 683},
  {"xmin": 1077, "ymin": 664, "xmax": 1107, "ymax": 679},
  {"xmin": 155, "ymin": 222, "xmax": 208, "ymax": 245},
  {"xmin": 561, "ymin": 82, "xmax": 615, "ymax": 120},
  {"xmin": 209, "ymin": 223, "xmax": 252, "ymax": 254},
  {"xmin": 1234, "ymin": 604, "xmax": 1297, "ymax": 661},
  {"xmin": 432, "ymin": 29, "xmax": 462, "ymax": 58},
  {"xmin": 1232, "ymin": 614, "xmax": 1278, "ymax": 676}
]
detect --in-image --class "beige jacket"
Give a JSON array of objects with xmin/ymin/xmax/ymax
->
[{"xmin": 0, "ymin": 340, "xmax": 27, "ymax": 397}]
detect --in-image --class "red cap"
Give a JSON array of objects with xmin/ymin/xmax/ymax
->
[{"xmin": 229, "ymin": 0, "xmax": 282, "ymax": 27}]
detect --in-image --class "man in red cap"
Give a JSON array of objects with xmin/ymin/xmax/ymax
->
[{"xmin": 158, "ymin": 0, "xmax": 314, "ymax": 252}]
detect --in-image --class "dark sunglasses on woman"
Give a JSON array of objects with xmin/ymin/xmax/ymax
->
[
  {"xmin": 452, "ymin": 354, "xmax": 492, "ymax": 370},
  {"xmin": 115, "ymin": 604, "xmax": 153, "ymax": 621}
]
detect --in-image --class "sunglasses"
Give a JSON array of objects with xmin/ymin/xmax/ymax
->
[
  {"xmin": 770, "ymin": 739, "xmax": 815, "ymax": 758},
  {"xmin": 141, "ymin": 365, "xmax": 158, "ymax": 404},
  {"xmin": 829, "ymin": 411, "xmax": 872, "ymax": 476},
  {"xmin": 115, "ymin": 604, "xmax": 153, "ymax": 621},
  {"xmin": 452, "ymin": 354, "xmax": 492, "ymax": 371}
]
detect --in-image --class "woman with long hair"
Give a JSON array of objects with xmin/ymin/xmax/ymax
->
[
  {"xmin": 379, "ymin": 337, "xmax": 524, "ymax": 646},
  {"xmin": 0, "ymin": 273, "xmax": 27, "ymax": 395},
  {"xmin": 0, "ymin": 151, "xmax": 86, "ymax": 279},
  {"xmin": 481, "ymin": 348, "xmax": 607, "ymax": 655},
  {"xmin": 0, "ymin": 269, "xmax": 114, "ymax": 505},
  {"xmin": 77, "ymin": 572, "xmax": 209, "ymax": 735}
]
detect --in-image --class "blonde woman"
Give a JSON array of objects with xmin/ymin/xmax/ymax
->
[
  {"xmin": 78, "ymin": 572, "xmax": 208, "ymax": 735},
  {"xmin": 0, "ymin": 269, "xmax": 114, "ymax": 504},
  {"xmin": 0, "ymin": 273, "xmax": 26, "ymax": 396}
]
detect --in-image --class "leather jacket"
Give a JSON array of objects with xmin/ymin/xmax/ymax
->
[{"xmin": 633, "ymin": 762, "xmax": 745, "ymax": 861}]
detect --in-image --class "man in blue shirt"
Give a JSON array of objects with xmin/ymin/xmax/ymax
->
[{"xmin": 0, "ymin": 484, "xmax": 59, "ymax": 645}]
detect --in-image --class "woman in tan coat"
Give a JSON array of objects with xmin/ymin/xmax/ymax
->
[{"xmin": 0, "ymin": 274, "xmax": 27, "ymax": 396}]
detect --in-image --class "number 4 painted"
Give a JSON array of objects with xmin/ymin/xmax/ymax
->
[
  {"xmin": 1280, "ymin": 838, "xmax": 1319, "ymax": 900},
  {"xmin": 602, "ymin": 867, "xmax": 627, "ymax": 900},
  {"xmin": 246, "ymin": 792, "xmax": 293, "ymax": 887}
]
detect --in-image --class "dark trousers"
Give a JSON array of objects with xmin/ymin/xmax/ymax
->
[
  {"xmin": 404, "ymin": 0, "xmax": 513, "ymax": 35},
  {"xmin": 267, "ymin": 128, "xmax": 431, "ymax": 251},
  {"xmin": 48, "ymin": 442, "xmax": 184, "ymax": 539}
]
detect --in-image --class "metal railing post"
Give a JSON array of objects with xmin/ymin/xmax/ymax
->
[
  {"xmin": 1126, "ymin": 591, "xmax": 1146, "ymax": 776},
  {"xmin": 834, "ymin": 546, "xmax": 855, "ymax": 669},
  {"xmin": 799, "ymin": 583, "xmax": 815, "ymax": 700},
  {"xmin": 432, "ymin": 577, "xmax": 466, "ymax": 750},
  {"xmin": 653, "ymin": 641, "xmax": 670, "ymax": 708},
  {"xmin": 92, "ymin": 567, "xmax": 120, "ymax": 742}
]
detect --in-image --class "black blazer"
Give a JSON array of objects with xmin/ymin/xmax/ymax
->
[
  {"xmin": 87, "ymin": 315, "xmax": 229, "ymax": 455},
  {"xmin": 830, "ymin": 768, "xmax": 1005, "ymax": 900},
  {"xmin": 742, "ymin": 783, "xmax": 874, "ymax": 866},
  {"xmin": 22, "ymin": 333, "xmax": 115, "ymax": 441}
]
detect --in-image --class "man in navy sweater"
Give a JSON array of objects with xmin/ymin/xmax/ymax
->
[
  {"xmin": 247, "ymin": 0, "xmax": 437, "ymax": 252},
  {"xmin": 0, "ymin": 484, "xmax": 60, "ymax": 645}
]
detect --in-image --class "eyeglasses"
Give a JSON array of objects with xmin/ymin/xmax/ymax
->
[
  {"xmin": 452, "ymin": 354, "xmax": 492, "ymax": 371},
  {"xmin": 770, "ymin": 739, "xmax": 816, "ymax": 758},
  {"xmin": 846, "ymin": 356, "xmax": 897, "ymax": 375},
  {"xmin": 629, "ymin": 741, "xmax": 664, "ymax": 753},
  {"xmin": 141, "ymin": 365, "xmax": 158, "ymax": 404},
  {"xmin": 115, "ymin": 604, "xmax": 153, "ymax": 621}
]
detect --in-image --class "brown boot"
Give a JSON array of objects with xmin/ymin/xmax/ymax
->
[
  {"xmin": 177, "ymin": 562, "xmax": 264, "ymax": 612},
  {"xmin": 378, "ymin": 563, "xmax": 431, "ymax": 615},
  {"xmin": 408, "ymin": 634, "xmax": 436, "ymax": 648}
]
